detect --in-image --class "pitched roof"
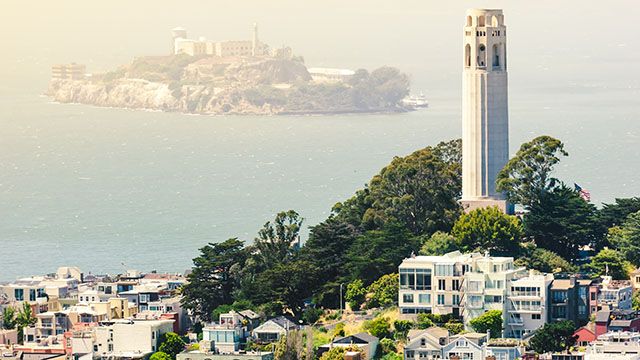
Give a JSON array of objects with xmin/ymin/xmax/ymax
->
[
  {"xmin": 239, "ymin": 309, "xmax": 260, "ymax": 320},
  {"xmin": 595, "ymin": 309, "xmax": 611, "ymax": 323},
  {"xmin": 253, "ymin": 316, "xmax": 299, "ymax": 332},
  {"xmin": 425, "ymin": 327, "xmax": 450, "ymax": 339},
  {"xmin": 334, "ymin": 332, "xmax": 378, "ymax": 345},
  {"xmin": 551, "ymin": 279, "xmax": 575, "ymax": 290},
  {"xmin": 610, "ymin": 319, "xmax": 633, "ymax": 327}
]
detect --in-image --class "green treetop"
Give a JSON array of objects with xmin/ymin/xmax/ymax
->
[
  {"xmin": 158, "ymin": 332, "xmax": 186, "ymax": 360},
  {"xmin": 528, "ymin": 321, "xmax": 577, "ymax": 354},
  {"xmin": 469, "ymin": 310, "xmax": 502, "ymax": 338},
  {"xmin": 496, "ymin": 135, "xmax": 567, "ymax": 208},
  {"xmin": 452, "ymin": 206, "xmax": 524, "ymax": 256}
]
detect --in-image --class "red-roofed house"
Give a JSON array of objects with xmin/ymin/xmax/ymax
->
[{"xmin": 573, "ymin": 324, "xmax": 597, "ymax": 346}]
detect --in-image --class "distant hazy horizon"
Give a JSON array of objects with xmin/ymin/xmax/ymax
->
[{"xmin": 1, "ymin": 1, "xmax": 639, "ymax": 280}]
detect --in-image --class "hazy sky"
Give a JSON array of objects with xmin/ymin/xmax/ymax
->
[{"xmin": 2, "ymin": 1, "xmax": 639, "ymax": 95}]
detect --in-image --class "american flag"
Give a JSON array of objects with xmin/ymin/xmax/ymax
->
[{"xmin": 574, "ymin": 183, "xmax": 591, "ymax": 202}]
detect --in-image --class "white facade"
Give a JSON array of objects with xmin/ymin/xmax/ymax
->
[
  {"xmin": 505, "ymin": 273, "xmax": 553, "ymax": 338},
  {"xmin": 461, "ymin": 9, "xmax": 510, "ymax": 213},
  {"xmin": 94, "ymin": 319, "xmax": 174, "ymax": 357},
  {"xmin": 460, "ymin": 256, "xmax": 524, "ymax": 333},
  {"xmin": 398, "ymin": 251, "xmax": 527, "ymax": 332}
]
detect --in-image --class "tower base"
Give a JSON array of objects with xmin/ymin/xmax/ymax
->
[{"xmin": 460, "ymin": 198, "xmax": 513, "ymax": 215}]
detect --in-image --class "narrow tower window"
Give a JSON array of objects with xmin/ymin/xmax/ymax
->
[
  {"xmin": 465, "ymin": 44, "xmax": 471, "ymax": 67},
  {"xmin": 492, "ymin": 44, "xmax": 500, "ymax": 68}
]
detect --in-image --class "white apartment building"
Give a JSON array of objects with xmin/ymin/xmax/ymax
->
[
  {"xmin": 399, "ymin": 251, "xmax": 533, "ymax": 335},
  {"xmin": 94, "ymin": 319, "xmax": 174, "ymax": 358},
  {"xmin": 399, "ymin": 251, "xmax": 472, "ymax": 317},
  {"xmin": 505, "ymin": 272, "xmax": 553, "ymax": 338}
]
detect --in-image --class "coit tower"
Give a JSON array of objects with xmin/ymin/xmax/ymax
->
[{"xmin": 460, "ymin": 9, "xmax": 510, "ymax": 213}]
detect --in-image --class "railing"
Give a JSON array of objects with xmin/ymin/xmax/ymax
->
[
  {"xmin": 509, "ymin": 291, "xmax": 541, "ymax": 297},
  {"xmin": 507, "ymin": 317, "xmax": 523, "ymax": 326}
]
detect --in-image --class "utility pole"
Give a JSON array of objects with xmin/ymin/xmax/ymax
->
[{"xmin": 339, "ymin": 283, "xmax": 344, "ymax": 314}]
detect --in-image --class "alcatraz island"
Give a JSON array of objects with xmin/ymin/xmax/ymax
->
[{"xmin": 47, "ymin": 24, "xmax": 420, "ymax": 115}]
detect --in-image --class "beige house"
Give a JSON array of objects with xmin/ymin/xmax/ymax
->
[{"xmin": 631, "ymin": 268, "xmax": 640, "ymax": 291}]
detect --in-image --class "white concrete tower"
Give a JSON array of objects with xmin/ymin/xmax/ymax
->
[
  {"xmin": 460, "ymin": 9, "xmax": 511, "ymax": 213},
  {"xmin": 171, "ymin": 27, "xmax": 187, "ymax": 55}
]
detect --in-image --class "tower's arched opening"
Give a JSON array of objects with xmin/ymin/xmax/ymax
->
[
  {"xmin": 478, "ymin": 16, "xmax": 485, "ymax": 27},
  {"xmin": 492, "ymin": 44, "xmax": 500, "ymax": 68},
  {"xmin": 492, "ymin": 15, "xmax": 499, "ymax": 27},
  {"xmin": 477, "ymin": 44, "xmax": 486, "ymax": 67},
  {"xmin": 466, "ymin": 16, "xmax": 473, "ymax": 27}
]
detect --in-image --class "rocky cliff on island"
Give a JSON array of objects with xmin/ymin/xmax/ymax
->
[{"xmin": 48, "ymin": 54, "xmax": 412, "ymax": 115}]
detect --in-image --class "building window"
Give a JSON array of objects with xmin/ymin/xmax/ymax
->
[
  {"xmin": 532, "ymin": 314, "xmax": 541, "ymax": 320},
  {"xmin": 552, "ymin": 291, "xmax": 568, "ymax": 303},
  {"xmin": 419, "ymin": 294, "xmax": 431, "ymax": 304},
  {"xmin": 15, "ymin": 289, "xmax": 24, "ymax": 301},
  {"xmin": 400, "ymin": 269, "xmax": 432, "ymax": 290},
  {"xmin": 435, "ymin": 264, "xmax": 454, "ymax": 276},
  {"xmin": 403, "ymin": 294, "xmax": 414, "ymax": 303},
  {"xmin": 439, "ymin": 279, "xmax": 446, "ymax": 291},
  {"xmin": 452, "ymin": 279, "xmax": 460, "ymax": 291},
  {"xmin": 578, "ymin": 305, "xmax": 587, "ymax": 316},
  {"xmin": 452, "ymin": 294, "xmax": 460, "ymax": 306},
  {"xmin": 437, "ymin": 294, "xmax": 445, "ymax": 305},
  {"xmin": 591, "ymin": 292, "xmax": 596, "ymax": 301}
]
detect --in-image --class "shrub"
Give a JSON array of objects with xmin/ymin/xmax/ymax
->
[{"xmin": 363, "ymin": 317, "xmax": 392, "ymax": 339}]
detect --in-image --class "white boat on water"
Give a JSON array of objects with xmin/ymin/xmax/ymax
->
[{"xmin": 402, "ymin": 92, "xmax": 429, "ymax": 108}]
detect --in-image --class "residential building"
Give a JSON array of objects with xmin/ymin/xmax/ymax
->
[
  {"xmin": 587, "ymin": 331, "xmax": 640, "ymax": 358},
  {"xmin": 177, "ymin": 341, "xmax": 274, "ymax": 360},
  {"xmin": 399, "ymin": 251, "xmax": 527, "ymax": 333},
  {"xmin": 0, "ymin": 329, "xmax": 18, "ymax": 346},
  {"xmin": 94, "ymin": 319, "xmax": 174, "ymax": 358},
  {"xmin": 404, "ymin": 328, "xmax": 523, "ymax": 360},
  {"xmin": 597, "ymin": 276, "xmax": 632, "ymax": 310},
  {"xmin": 119, "ymin": 286, "xmax": 160, "ymax": 312},
  {"xmin": 202, "ymin": 311, "xmax": 245, "ymax": 353},
  {"xmin": 462, "ymin": 255, "xmax": 525, "ymax": 331},
  {"xmin": 445, "ymin": 333, "xmax": 522, "ymax": 360},
  {"xmin": 505, "ymin": 272, "xmax": 553, "ymax": 338},
  {"xmin": 144, "ymin": 296, "xmax": 189, "ymax": 334},
  {"xmin": 573, "ymin": 323, "xmax": 597, "ymax": 347},
  {"xmin": 317, "ymin": 333, "xmax": 379, "ymax": 360},
  {"xmin": 404, "ymin": 327, "xmax": 449, "ymax": 360},
  {"xmin": 549, "ymin": 278, "xmax": 578, "ymax": 323},
  {"xmin": 27, "ymin": 304, "xmax": 108, "ymax": 343},
  {"xmin": 252, "ymin": 316, "xmax": 300, "ymax": 343},
  {"xmin": 631, "ymin": 269, "xmax": 640, "ymax": 291}
]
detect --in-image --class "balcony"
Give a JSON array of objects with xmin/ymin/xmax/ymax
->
[
  {"xmin": 509, "ymin": 291, "xmax": 541, "ymax": 298},
  {"xmin": 509, "ymin": 306, "xmax": 542, "ymax": 313},
  {"xmin": 507, "ymin": 317, "xmax": 524, "ymax": 326}
]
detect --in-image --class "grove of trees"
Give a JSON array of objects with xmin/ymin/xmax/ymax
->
[{"xmin": 181, "ymin": 134, "xmax": 640, "ymax": 330}]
